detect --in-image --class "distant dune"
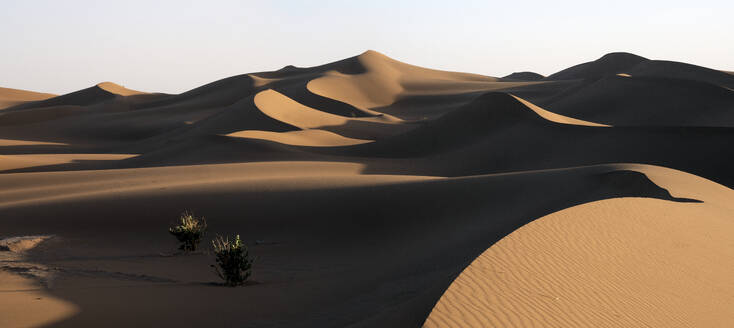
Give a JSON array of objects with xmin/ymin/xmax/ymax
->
[
  {"xmin": 0, "ymin": 87, "xmax": 55, "ymax": 110},
  {"xmin": 1, "ymin": 50, "xmax": 732, "ymax": 328},
  {"xmin": 6, "ymin": 82, "xmax": 145, "ymax": 111},
  {"xmin": 545, "ymin": 52, "xmax": 649, "ymax": 80},
  {"xmin": 628, "ymin": 60, "xmax": 734, "ymax": 88},
  {"xmin": 500, "ymin": 71, "xmax": 545, "ymax": 81}
]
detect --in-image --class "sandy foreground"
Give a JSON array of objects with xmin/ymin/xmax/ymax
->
[{"xmin": 1, "ymin": 51, "xmax": 733, "ymax": 327}]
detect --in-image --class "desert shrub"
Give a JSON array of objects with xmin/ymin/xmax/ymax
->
[
  {"xmin": 168, "ymin": 211, "xmax": 207, "ymax": 252},
  {"xmin": 211, "ymin": 234, "xmax": 254, "ymax": 286}
]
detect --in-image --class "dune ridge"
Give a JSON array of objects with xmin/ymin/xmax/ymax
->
[
  {"xmin": 5, "ymin": 82, "xmax": 139, "ymax": 111},
  {"xmin": 95, "ymin": 82, "xmax": 147, "ymax": 96},
  {"xmin": 1, "ymin": 50, "xmax": 733, "ymax": 328},
  {"xmin": 500, "ymin": 71, "xmax": 545, "ymax": 81},
  {"xmin": 425, "ymin": 166, "xmax": 734, "ymax": 327},
  {"xmin": 0, "ymin": 87, "xmax": 56, "ymax": 110},
  {"xmin": 546, "ymin": 52, "xmax": 649, "ymax": 80}
]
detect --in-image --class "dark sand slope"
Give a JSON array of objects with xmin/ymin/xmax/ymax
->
[
  {"xmin": 343, "ymin": 93, "xmax": 734, "ymax": 187},
  {"xmin": 545, "ymin": 52, "xmax": 649, "ymax": 81},
  {"xmin": 1, "ymin": 50, "xmax": 733, "ymax": 327},
  {"xmin": 508, "ymin": 53, "xmax": 734, "ymax": 126},
  {"xmin": 0, "ymin": 163, "xmax": 704, "ymax": 328},
  {"xmin": 5, "ymin": 82, "xmax": 151, "ymax": 111},
  {"xmin": 500, "ymin": 71, "xmax": 545, "ymax": 81},
  {"xmin": 535, "ymin": 76, "xmax": 734, "ymax": 126}
]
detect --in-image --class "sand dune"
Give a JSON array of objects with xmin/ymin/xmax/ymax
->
[
  {"xmin": 0, "ymin": 87, "xmax": 56, "ymax": 110},
  {"xmin": 0, "ymin": 83, "xmax": 171, "ymax": 137},
  {"xmin": 306, "ymin": 50, "xmax": 498, "ymax": 110},
  {"xmin": 504, "ymin": 56, "xmax": 734, "ymax": 127},
  {"xmin": 628, "ymin": 60, "xmax": 734, "ymax": 88},
  {"xmin": 342, "ymin": 92, "xmax": 609, "ymax": 157},
  {"xmin": 253, "ymin": 88, "xmax": 403, "ymax": 140},
  {"xmin": 226, "ymin": 129, "xmax": 371, "ymax": 147},
  {"xmin": 1, "ymin": 51, "xmax": 733, "ymax": 327},
  {"xmin": 509, "ymin": 94, "xmax": 609, "ymax": 127},
  {"xmin": 545, "ymin": 52, "xmax": 734, "ymax": 88},
  {"xmin": 6, "ymin": 82, "xmax": 141, "ymax": 111},
  {"xmin": 0, "ymin": 162, "xmax": 708, "ymax": 327},
  {"xmin": 427, "ymin": 198, "xmax": 734, "ymax": 327},
  {"xmin": 500, "ymin": 71, "xmax": 545, "ymax": 81},
  {"xmin": 95, "ymin": 82, "xmax": 146, "ymax": 96},
  {"xmin": 0, "ymin": 154, "xmax": 136, "ymax": 171},
  {"xmin": 0, "ymin": 105, "xmax": 87, "ymax": 127},
  {"xmin": 425, "ymin": 167, "xmax": 734, "ymax": 328},
  {"xmin": 537, "ymin": 75, "xmax": 734, "ymax": 126},
  {"xmin": 546, "ymin": 52, "xmax": 649, "ymax": 80},
  {"xmin": 0, "ymin": 272, "xmax": 79, "ymax": 328},
  {"xmin": 0, "ymin": 139, "xmax": 68, "ymax": 147}
]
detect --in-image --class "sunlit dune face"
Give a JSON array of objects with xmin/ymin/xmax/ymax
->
[
  {"xmin": 248, "ymin": 74, "xmax": 281, "ymax": 87},
  {"xmin": 95, "ymin": 82, "xmax": 146, "ymax": 96},
  {"xmin": 426, "ymin": 198, "xmax": 734, "ymax": 328},
  {"xmin": 0, "ymin": 139, "xmax": 69, "ymax": 147},
  {"xmin": 225, "ymin": 129, "xmax": 371, "ymax": 146},
  {"xmin": 426, "ymin": 166, "xmax": 734, "ymax": 328},
  {"xmin": 0, "ymin": 47, "xmax": 732, "ymax": 328},
  {"xmin": 0, "ymin": 87, "xmax": 56, "ymax": 109},
  {"xmin": 0, "ymin": 154, "xmax": 137, "ymax": 171}
]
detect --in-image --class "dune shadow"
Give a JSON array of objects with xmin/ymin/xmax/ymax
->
[
  {"xmin": 10, "ymin": 164, "xmax": 703, "ymax": 327},
  {"xmin": 272, "ymin": 83, "xmax": 374, "ymax": 118}
]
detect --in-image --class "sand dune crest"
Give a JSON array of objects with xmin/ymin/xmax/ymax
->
[{"xmin": 1, "ymin": 50, "xmax": 733, "ymax": 328}]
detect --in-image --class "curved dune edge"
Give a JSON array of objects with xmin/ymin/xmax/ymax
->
[
  {"xmin": 0, "ymin": 87, "xmax": 56, "ymax": 110},
  {"xmin": 0, "ymin": 139, "xmax": 68, "ymax": 147},
  {"xmin": 306, "ymin": 50, "xmax": 502, "ymax": 110},
  {"xmin": 0, "ymin": 272, "xmax": 80, "ymax": 328},
  {"xmin": 424, "ymin": 167, "xmax": 734, "ymax": 328},
  {"xmin": 254, "ymin": 89, "xmax": 354, "ymax": 129},
  {"xmin": 0, "ymin": 161, "xmax": 406, "ymax": 207},
  {"xmin": 305, "ymin": 54, "xmax": 404, "ymax": 109},
  {"xmin": 253, "ymin": 89, "xmax": 401, "ymax": 129},
  {"xmin": 248, "ymin": 74, "xmax": 281, "ymax": 87},
  {"xmin": 1, "ymin": 235, "xmax": 79, "ymax": 328},
  {"xmin": 226, "ymin": 129, "xmax": 371, "ymax": 146},
  {"xmin": 510, "ymin": 94, "xmax": 610, "ymax": 127},
  {"xmin": 95, "ymin": 82, "xmax": 146, "ymax": 96},
  {"xmin": 0, "ymin": 50, "xmax": 732, "ymax": 327},
  {"xmin": 0, "ymin": 154, "xmax": 137, "ymax": 171}
]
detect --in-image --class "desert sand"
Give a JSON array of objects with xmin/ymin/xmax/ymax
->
[
  {"xmin": 0, "ymin": 87, "xmax": 56, "ymax": 110},
  {"xmin": 1, "ymin": 51, "xmax": 733, "ymax": 327}
]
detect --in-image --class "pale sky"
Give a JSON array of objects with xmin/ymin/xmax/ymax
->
[{"xmin": 2, "ymin": 0, "xmax": 732, "ymax": 94}]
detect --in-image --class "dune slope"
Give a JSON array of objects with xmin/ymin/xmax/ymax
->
[
  {"xmin": 0, "ymin": 87, "xmax": 56, "ymax": 110},
  {"xmin": 1, "ymin": 50, "xmax": 733, "ymax": 328},
  {"xmin": 0, "ymin": 163, "xmax": 705, "ymax": 328},
  {"xmin": 425, "ymin": 166, "xmax": 734, "ymax": 328},
  {"xmin": 545, "ymin": 52, "xmax": 649, "ymax": 80}
]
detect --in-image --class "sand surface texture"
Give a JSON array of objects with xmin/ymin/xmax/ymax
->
[{"xmin": 1, "ymin": 51, "xmax": 732, "ymax": 327}]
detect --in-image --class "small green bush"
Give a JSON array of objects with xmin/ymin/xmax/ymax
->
[
  {"xmin": 168, "ymin": 211, "xmax": 207, "ymax": 252},
  {"xmin": 211, "ymin": 234, "xmax": 253, "ymax": 286}
]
